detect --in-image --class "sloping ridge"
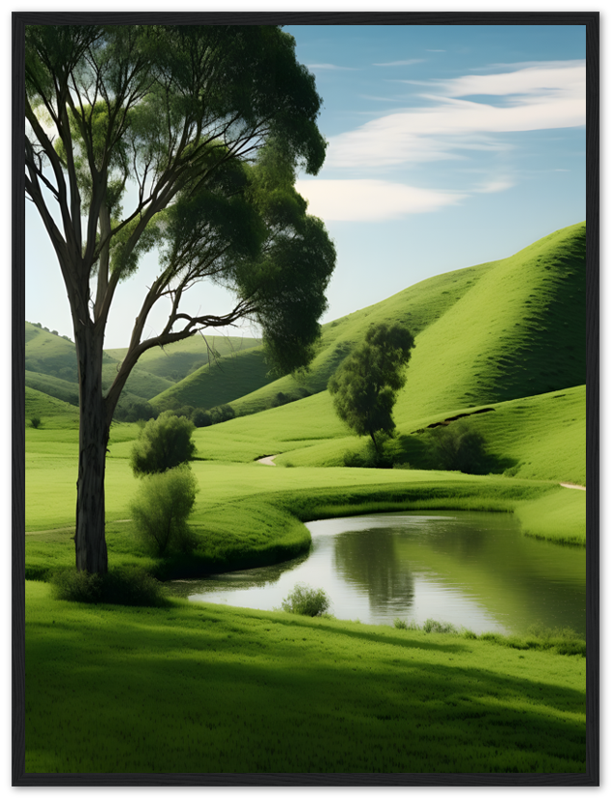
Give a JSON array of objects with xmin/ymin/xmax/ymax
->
[
  {"xmin": 394, "ymin": 221, "xmax": 585, "ymax": 423},
  {"xmin": 209, "ymin": 221, "xmax": 585, "ymax": 420}
]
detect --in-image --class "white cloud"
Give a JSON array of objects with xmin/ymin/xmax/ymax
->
[
  {"xmin": 434, "ymin": 61, "xmax": 586, "ymax": 99},
  {"xmin": 474, "ymin": 178, "xmax": 515, "ymax": 193},
  {"xmin": 295, "ymin": 179, "xmax": 466, "ymax": 222},
  {"xmin": 326, "ymin": 60, "xmax": 585, "ymax": 169}
]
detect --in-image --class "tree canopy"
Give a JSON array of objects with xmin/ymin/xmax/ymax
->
[
  {"xmin": 328, "ymin": 323, "xmax": 415, "ymax": 452},
  {"xmin": 24, "ymin": 23, "xmax": 336, "ymax": 573},
  {"xmin": 130, "ymin": 411, "xmax": 196, "ymax": 476}
]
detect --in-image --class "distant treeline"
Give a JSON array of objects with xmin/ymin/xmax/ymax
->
[{"xmin": 28, "ymin": 321, "xmax": 73, "ymax": 342}]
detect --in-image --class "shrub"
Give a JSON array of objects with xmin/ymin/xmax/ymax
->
[
  {"xmin": 30, "ymin": 416, "xmax": 41, "ymax": 429},
  {"xmin": 130, "ymin": 465, "xmax": 199, "ymax": 557},
  {"xmin": 281, "ymin": 583, "xmax": 331, "ymax": 617},
  {"xmin": 168, "ymin": 405, "xmax": 194, "ymax": 420},
  {"xmin": 130, "ymin": 410, "xmax": 196, "ymax": 476},
  {"xmin": 52, "ymin": 566, "xmax": 168, "ymax": 607},
  {"xmin": 423, "ymin": 619, "xmax": 459, "ymax": 634},
  {"xmin": 427, "ymin": 423, "xmax": 488, "ymax": 474},
  {"xmin": 342, "ymin": 440, "xmax": 393, "ymax": 469},
  {"xmin": 191, "ymin": 409, "xmax": 212, "ymax": 428}
]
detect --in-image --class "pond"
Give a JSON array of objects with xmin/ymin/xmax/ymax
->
[{"xmin": 169, "ymin": 511, "xmax": 586, "ymax": 637}]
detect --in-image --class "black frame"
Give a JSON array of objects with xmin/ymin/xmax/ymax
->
[{"xmin": 11, "ymin": 11, "xmax": 600, "ymax": 787}]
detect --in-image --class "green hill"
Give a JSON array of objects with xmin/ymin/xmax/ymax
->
[
  {"xmin": 26, "ymin": 222, "xmax": 586, "ymax": 488},
  {"xmin": 221, "ymin": 222, "xmax": 584, "ymax": 418},
  {"xmin": 151, "ymin": 346, "xmax": 276, "ymax": 412},
  {"xmin": 186, "ymin": 222, "xmax": 585, "ymax": 484},
  {"xmin": 25, "ymin": 322, "xmax": 262, "ymax": 411},
  {"xmin": 25, "ymin": 386, "xmax": 80, "ymax": 429},
  {"xmin": 106, "ymin": 333, "xmax": 261, "ymax": 383}
]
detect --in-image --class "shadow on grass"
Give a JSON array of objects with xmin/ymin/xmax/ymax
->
[
  {"xmin": 26, "ymin": 601, "xmax": 586, "ymax": 773},
  {"xmin": 389, "ymin": 433, "xmax": 518, "ymax": 476}
]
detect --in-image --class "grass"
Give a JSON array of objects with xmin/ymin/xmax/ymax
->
[
  {"xmin": 515, "ymin": 488, "xmax": 587, "ymax": 546},
  {"xmin": 23, "ymin": 222, "xmax": 587, "ymax": 774},
  {"xmin": 150, "ymin": 345, "xmax": 275, "ymax": 412},
  {"xmin": 25, "ymin": 580, "xmax": 585, "ymax": 774}
]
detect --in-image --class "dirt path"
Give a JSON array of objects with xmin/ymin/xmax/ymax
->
[
  {"xmin": 256, "ymin": 455, "xmax": 278, "ymax": 466},
  {"xmin": 559, "ymin": 483, "xmax": 586, "ymax": 491}
]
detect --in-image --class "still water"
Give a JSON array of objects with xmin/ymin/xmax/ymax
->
[{"xmin": 169, "ymin": 511, "xmax": 586, "ymax": 637}]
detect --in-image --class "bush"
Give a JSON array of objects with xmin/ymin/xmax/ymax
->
[
  {"xmin": 342, "ymin": 440, "xmax": 393, "ymax": 469},
  {"xmin": 52, "ymin": 566, "xmax": 168, "ymax": 607},
  {"xmin": 281, "ymin": 583, "xmax": 331, "ymax": 617},
  {"xmin": 191, "ymin": 409, "xmax": 212, "ymax": 428},
  {"xmin": 130, "ymin": 410, "xmax": 196, "ymax": 476},
  {"xmin": 167, "ymin": 405, "xmax": 194, "ymax": 420},
  {"xmin": 130, "ymin": 465, "xmax": 199, "ymax": 557},
  {"xmin": 427, "ymin": 423, "xmax": 488, "ymax": 474},
  {"xmin": 30, "ymin": 416, "xmax": 41, "ymax": 429},
  {"xmin": 423, "ymin": 619, "xmax": 459, "ymax": 634},
  {"xmin": 209, "ymin": 404, "xmax": 235, "ymax": 425}
]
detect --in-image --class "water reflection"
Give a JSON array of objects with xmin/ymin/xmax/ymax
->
[{"xmin": 168, "ymin": 511, "xmax": 585, "ymax": 636}]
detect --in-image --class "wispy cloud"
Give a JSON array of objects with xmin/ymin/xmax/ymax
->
[
  {"xmin": 474, "ymin": 178, "xmax": 515, "ymax": 193},
  {"xmin": 295, "ymin": 179, "xmax": 466, "ymax": 222},
  {"xmin": 373, "ymin": 59, "xmax": 424, "ymax": 67},
  {"xmin": 326, "ymin": 60, "xmax": 585, "ymax": 169},
  {"xmin": 306, "ymin": 63, "xmax": 357, "ymax": 71}
]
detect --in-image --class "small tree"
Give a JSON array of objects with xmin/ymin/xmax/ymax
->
[
  {"xmin": 130, "ymin": 466, "xmax": 198, "ymax": 557},
  {"xmin": 130, "ymin": 410, "xmax": 196, "ymax": 476},
  {"xmin": 328, "ymin": 323, "xmax": 415, "ymax": 453}
]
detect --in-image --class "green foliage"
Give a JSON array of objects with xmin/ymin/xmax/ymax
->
[
  {"xmin": 51, "ymin": 565, "xmax": 167, "ymax": 607},
  {"xmin": 281, "ymin": 583, "xmax": 331, "ymax": 617},
  {"xmin": 329, "ymin": 322, "xmax": 415, "ymax": 451},
  {"xmin": 422, "ymin": 618, "xmax": 459, "ymax": 634},
  {"xmin": 209, "ymin": 404, "xmax": 236, "ymax": 425},
  {"xmin": 114, "ymin": 398, "xmax": 157, "ymax": 423},
  {"xmin": 427, "ymin": 423, "xmax": 489, "ymax": 474},
  {"xmin": 30, "ymin": 416, "xmax": 41, "ymax": 429},
  {"xmin": 191, "ymin": 409, "xmax": 212, "ymax": 428},
  {"xmin": 130, "ymin": 411, "xmax": 196, "ymax": 476},
  {"xmin": 130, "ymin": 466, "xmax": 199, "ymax": 557}
]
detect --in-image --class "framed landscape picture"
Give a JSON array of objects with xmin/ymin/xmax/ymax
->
[{"xmin": 12, "ymin": 9, "xmax": 598, "ymax": 787}]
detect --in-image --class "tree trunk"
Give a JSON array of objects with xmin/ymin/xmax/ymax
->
[{"xmin": 74, "ymin": 323, "xmax": 109, "ymax": 574}]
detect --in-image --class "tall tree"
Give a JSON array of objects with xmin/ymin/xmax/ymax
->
[
  {"xmin": 328, "ymin": 323, "xmax": 415, "ymax": 453},
  {"xmin": 25, "ymin": 24, "xmax": 336, "ymax": 574}
]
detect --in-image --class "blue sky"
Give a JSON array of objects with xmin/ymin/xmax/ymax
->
[{"xmin": 25, "ymin": 23, "xmax": 586, "ymax": 349}]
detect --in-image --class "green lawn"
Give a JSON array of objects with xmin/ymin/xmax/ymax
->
[{"xmin": 25, "ymin": 581, "xmax": 585, "ymax": 774}]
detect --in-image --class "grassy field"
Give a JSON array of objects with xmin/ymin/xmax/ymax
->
[
  {"xmin": 23, "ymin": 222, "xmax": 587, "ymax": 774},
  {"xmin": 25, "ymin": 581, "xmax": 585, "ymax": 774}
]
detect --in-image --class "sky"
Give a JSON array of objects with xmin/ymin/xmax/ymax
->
[{"xmin": 24, "ymin": 22, "xmax": 586, "ymax": 349}]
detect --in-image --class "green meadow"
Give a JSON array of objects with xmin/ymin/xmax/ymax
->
[{"xmin": 24, "ymin": 222, "xmax": 587, "ymax": 774}]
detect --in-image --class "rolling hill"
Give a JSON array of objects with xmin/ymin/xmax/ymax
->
[
  {"xmin": 25, "ymin": 322, "xmax": 263, "ymax": 410},
  {"xmin": 158, "ymin": 221, "xmax": 584, "ymax": 419},
  {"xmin": 26, "ymin": 221, "xmax": 586, "ymax": 487}
]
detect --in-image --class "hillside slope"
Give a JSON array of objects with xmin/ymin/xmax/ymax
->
[
  {"xmin": 214, "ymin": 222, "xmax": 585, "ymax": 419},
  {"xmin": 150, "ymin": 346, "xmax": 276, "ymax": 412}
]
